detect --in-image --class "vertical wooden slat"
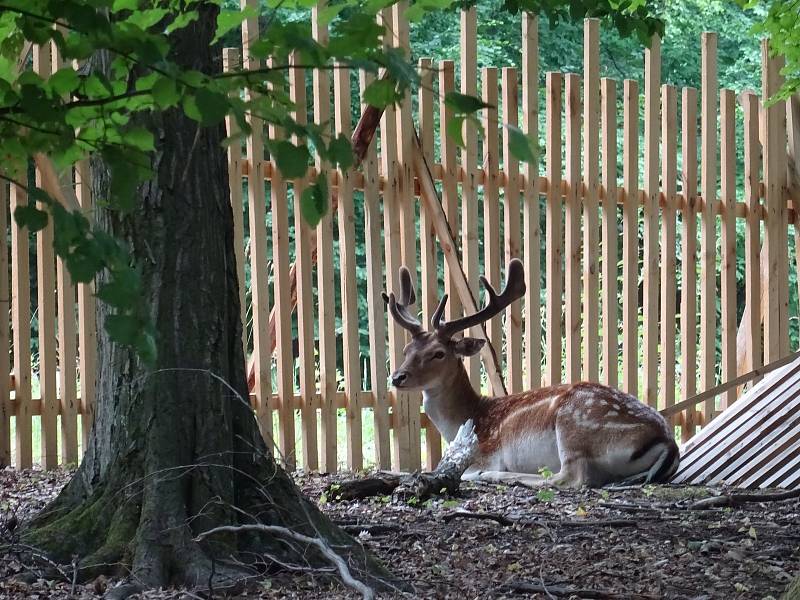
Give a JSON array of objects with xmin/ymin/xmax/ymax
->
[
  {"xmin": 564, "ymin": 73, "xmax": 581, "ymax": 384},
  {"xmin": 582, "ymin": 18, "xmax": 600, "ymax": 383},
  {"xmin": 622, "ymin": 79, "xmax": 639, "ymax": 396},
  {"xmin": 545, "ymin": 72, "xmax": 563, "ymax": 387},
  {"xmin": 393, "ymin": 2, "xmax": 420, "ymax": 469},
  {"xmin": 419, "ymin": 58, "xmax": 441, "ymax": 470},
  {"xmin": 700, "ymin": 32, "xmax": 718, "ymax": 421},
  {"xmin": 440, "ymin": 62, "xmax": 461, "ymax": 333},
  {"xmin": 11, "ymin": 178, "xmax": 32, "ymax": 469},
  {"xmin": 600, "ymin": 78, "xmax": 617, "ymax": 388},
  {"xmin": 761, "ymin": 39, "xmax": 788, "ymax": 363},
  {"xmin": 482, "ymin": 68, "xmax": 502, "ymax": 365},
  {"xmin": 268, "ymin": 59, "xmax": 295, "ymax": 469},
  {"xmin": 75, "ymin": 159, "xmax": 95, "ymax": 448},
  {"xmin": 660, "ymin": 84, "xmax": 677, "ymax": 419},
  {"xmin": 0, "ymin": 183, "xmax": 9, "ymax": 465},
  {"xmin": 289, "ymin": 55, "xmax": 318, "ymax": 471},
  {"xmin": 361, "ymin": 70, "xmax": 390, "ymax": 469},
  {"xmin": 242, "ymin": 0, "xmax": 273, "ymax": 443},
  {"xmin": 522, "ymin": 13, "xmax": 541, "ymax": 389},
  {"xmin": 223, "ymin": 49, "xmax": 246, "ymax": 358},
  {"xmin": 334, "ymin": 65, "xmax": 362, "ymax": 471},
  {"xmin": 741, "ymin": 92, "xmax": 761, "ymax": 384},
  {"xmin": 314, "ymin": 3, "xmax": 337, "ymax": 471},
  {"xmin": 502, "ymin": 67, "xmax": 522, "ymax": 393},
  {"xmin": 680, "ymin": 87, "xmax": 698, "ymax": 439},
  {"xmin": 460, "ymin": 7, "xmax": 481, "ymax": 388},
  {"xmin": 52, "ymin": 40, "xmax": 78, "ymax": 464},
  {"xmin": 33, "ymin": 43, "xmax": 57, "ymax": 467},
  {"xmin": 720, "ymin": 89, "xmax": 737, "ymax": 410},
  {"xmin": 643, "ymin": 35, "xmax": 660, "ymax": 409}
]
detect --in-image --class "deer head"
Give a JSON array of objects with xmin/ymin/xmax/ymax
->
[{"xmin": 383, "ymin": 259, "xmax": 526, "ymax": 391}]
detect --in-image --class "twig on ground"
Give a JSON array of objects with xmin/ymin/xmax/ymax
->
[
  {"xmin": 194, "ymin": 523, "xmax": 375, "ymax": 600},
  {"xmin": 441, "ymin": 511, "xmax": 514, "ymax": 526},
  {"xmin": 502, "ymin": 579, "xmax": 658, "ymax": 599},
  {"xmin": 684, "ymin": 488, "xmax": 800, "ymax": 510}
]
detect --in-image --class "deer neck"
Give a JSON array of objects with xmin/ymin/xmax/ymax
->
[{"xmin": 422, "ymin": 361, "xmax": 482, "ymax": 442}]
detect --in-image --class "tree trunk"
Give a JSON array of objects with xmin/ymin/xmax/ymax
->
[{"xmin": 22, "ymin": 5, "xmax": 389, "ymax": 594}]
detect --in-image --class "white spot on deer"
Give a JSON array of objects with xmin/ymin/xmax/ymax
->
[{"xmin": 607, "ymin": 410, "xmax": 620, "ymax": 417}]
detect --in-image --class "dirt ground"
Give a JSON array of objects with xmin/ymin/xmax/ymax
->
[{"xmin": 0, "ymin": 467, "xmax": 798, "ymax": 599}]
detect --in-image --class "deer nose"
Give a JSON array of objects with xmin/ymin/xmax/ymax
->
[{"xmin": 391, "ymin": 371, "xmax": 408, "ymax": 387}]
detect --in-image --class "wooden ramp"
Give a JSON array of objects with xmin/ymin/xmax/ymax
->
[{"xmin": 672, "ymin": 355, "xmax": 800, "ymax": 489}]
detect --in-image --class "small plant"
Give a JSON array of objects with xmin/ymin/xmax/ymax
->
[
  {"xmin": 537, "ymin": 488, "xmax": 555, "ymax": 503},
  {"xmin": 538, "ymin": 466, "xmax": 554, "ymax": 479}
]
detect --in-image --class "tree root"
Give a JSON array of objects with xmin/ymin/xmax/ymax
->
[
  {"xmin": 328, "ymin": 420, "xmax": 478, "ymax": 503},
  {"xmin": 684, "ymin": 488, "xmax": 800, "ymax": 510}
]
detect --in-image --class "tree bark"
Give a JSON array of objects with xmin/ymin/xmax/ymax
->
[{"xmin": 22, "ymin": 5, "xmax": 390, "ymax": 594}]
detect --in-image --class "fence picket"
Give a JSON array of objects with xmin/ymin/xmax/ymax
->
[
  {"xmin": 720, "ymin": 89, "xmax": 737, "ymax": 411},
  {"xmin": 483, "ymin": 68, "xmax": 502, "ymax": 366},
  {"xmin": 622, "ymin": 79, "xmax": 639, "ymax": 397},
  {"xmin": 502, "ymin": 67, "xmax": 523, "ymax": 393},
  {"xmin": 601, "ymin": 78, "xmax": 618, "ymax": 388},
  {"xmin": 546, "ymin": 72, "xmax": 563, "ymax": 386},
  {"xmin": 565, "ymin": 73, "xmax": 582, "ymax": 384}
]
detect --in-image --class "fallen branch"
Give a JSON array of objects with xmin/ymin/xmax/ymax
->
[
  {"xmin": 327, "ymin": 420, "xmax": 478, "ymax": 502},
  {"xmin": 502, "ymin": 579, "xmax": 657, "ymax": 599},
  {"xmin": 684, "ymin": 488, "xmax": 800, "ymax": 510},
  {"xmin": 194, "ymin": 524, "xmax": 375, "ymax": 600},
  {"xmin": 442, "ymin": 511, "xmax": 513, "ymax": 527}
]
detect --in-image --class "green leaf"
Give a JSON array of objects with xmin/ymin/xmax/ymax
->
[
  {"xmin": 213, "ymin": 8, "xmax": 256, "ymax": 44},
  {"xmin": 328, "ymin": 134, "xmax": 354, "ymax": 171},
  {"xmin": 14, "ymin": 204, "xmax": 49, "ymax": 232},
  {"xmin": 188, "ymin": 87, "xmax": 229, "ymax": 126},
  {"xmin": 49, "ymin": 68, "xmax": 81, "ymax": 96},
  {"xmin": 363, "ymin": 78, "xmax": 399, "ymax": 108},
  {"xmin": 445, "ymin": 115, "xmax": 466, "ymax": 148},
  {"xmin": 96, "ymin": 269, "xmax": 141, "ymax": 310},
  {"xmin": 272, "ymin": 140, "xmax": 310, "ymax": 179},
  {"xmin": 300, "ymin": 175, "xmax": 328, "ymax": 227},
  {"xmin": 445, "ymin": 91, "xmax": 491, "ymax": 114},
  {"xmin": 152, "ymin": 77, "xmax": 179, "ymax": 109},
  {"xmin": 105, "ymin": 313, "xmax": 140, "ymax": 345},
  {"xmin": 124, "ymin": 126, "xmax": 155, "ymax": 152},
  {"xmin": 506, "ymin": 124, "xmax": 536, "ymax": 163}
]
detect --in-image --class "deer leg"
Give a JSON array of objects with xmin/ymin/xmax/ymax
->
[{"xmin": 466, "ymin": 470, "xmax": 548, "ymax": 487}]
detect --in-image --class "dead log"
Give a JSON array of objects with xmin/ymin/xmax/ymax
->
[{"xmin": 326, "ymin": 420, "xmax": 478, "ymax": 502}]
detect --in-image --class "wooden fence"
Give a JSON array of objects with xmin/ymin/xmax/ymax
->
[{"xmin": 3, "ymin": 5, "xmax": 800, "ymax": 473}]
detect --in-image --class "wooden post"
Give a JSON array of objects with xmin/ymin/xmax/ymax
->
[
  {"xmin": 502, "ymin": 67, "xmax": 523, "ymax": 393},
  {"xmin": 0, "ymin": 182, "xmax": 9, "ymax": 465},
  {"xmin": 660, "ymin": 84, "xmax": 677, "ymax": 419},
  {"xmin": 268, "ymin": 58, "xmax": 296, "ymax": 470},
  {"xmin": 75, "ymin": 159, "xmax": 95, "ymax": 449},
  {"xmin": 583, "ymin": 18, "xmax": 600, "ymax": 383},
  {"xmin": 720, "ymin": 89, "xmax": 737, "ymax": 410},
  {"xmin": 622, "ymin": 79, "xmax": 639, "ymax": 396},
  {"xmin": 242, "ymin": 0, "xmax": 274, "ymax": 446},
  {"xmin": 761, "ymin": 39, "xmax": 789, "ymax": 363},
  {"xmin": 335, "ymin": 64, "xmax": 363, "ymax": 471},
  {"xmin": 545, "ymin": 72, "xmax": 563, "ymax": 387},
  {"xmin": 680, "ymin": 87, "xmax": 699, "ymax": 439},
  {"xmin": 33, "ymin": 42, "xmax": 58, "ymax": 468},
  {"xmin": 419, "ymin": 58, "xmax": 441, "ymax": 470},
  {"xmin": 52, "ymin": 39, "xmax": 78, "ymax": 464},
  {"xmin": 315, "ymin": 3, "xmax": 337, "ymax": 471},
  {"xmin": 10, "ymin": 177, "xmax": 32, "ymax": 469},
  {"xmin": 289, "ymin": 54, "xmax": 318, "ymax": 471},
  {"xmin": 741, "ymin": 92, "xmax": 762, "ymax": 383},
  {"xmin": 565, "ymin": 73, "xmax": 582, "ymax": 384},
  {"xmin": 483, "ymin": 68, "xmax": 502, "ymax": 365},
  {"xmin": 700, "ymin": 32, "xmax": 718, "ymax": 421},
  {"xmin": 643, "ymin": 35, "xmax": 661, "ymax": 409},
  {"xmin": 361, "ymin": 70, "xmax": 391, "ymax": 469},
  {"xmin": 522, "ymin": 13, "xmax": 541, "ymax": 389},
  {"xmin": 460, "ymin": 7, "xmax": 481, "ymax": 389},
  {"xmin": 601, "ymin": 78, "xmax": 618, "ymax": 388}
]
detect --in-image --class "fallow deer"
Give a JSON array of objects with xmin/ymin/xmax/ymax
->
[{"xmin": 383, "ymin": 259, "xmax": 679, "ymax": 488}]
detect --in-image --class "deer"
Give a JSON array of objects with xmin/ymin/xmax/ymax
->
[{"xmin": 383, "ymin": 258, "xmax": 679, "ymax": 488}]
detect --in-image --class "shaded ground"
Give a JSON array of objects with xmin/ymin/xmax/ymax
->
[{"xmin": 1, "ymin": 467, "xmax": 798, "ymax": 598}]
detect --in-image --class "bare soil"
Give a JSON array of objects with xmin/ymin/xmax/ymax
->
[{"xmin": 1, "ymin": 467, "xmax": 798, "ymax": 599}]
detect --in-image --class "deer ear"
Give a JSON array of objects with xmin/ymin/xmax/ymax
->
[{"xmin": 452, "ymin": 337, "xmax": 485, "ymax": 357}]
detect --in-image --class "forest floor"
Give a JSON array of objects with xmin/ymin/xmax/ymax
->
[{"xmin": 0, "ymin": 467, "xmax": 798, "ymax": 599}]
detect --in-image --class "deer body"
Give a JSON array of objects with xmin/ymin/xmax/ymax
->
[{"xmin": 385, "ymin": 259, "xmax": 679, "ymax": 488}]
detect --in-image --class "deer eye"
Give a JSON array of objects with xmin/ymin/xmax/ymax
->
[{"xmin": 433, "ymin": 351, "xmax": 445, "ymax": 360}]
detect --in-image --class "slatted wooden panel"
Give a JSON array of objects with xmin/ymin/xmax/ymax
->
[
  {"xmin": 564, "ymin": 73, "xmax": 582, "ymax": 384},
  {"xmin": 545, "ymin": 72, "xmax": 563, "ymax": 387},
  {"xmin": 720, "ymin": 89, "xmax": 737, "ymax": 412},
  {"xmin": 672, "ymin": 355, "xmax": 800, "ymax": 489},
  {"xmin": 0, "ymin": 183, "xmax": 9, "ymax": 465},
  {"xmin": 742, "ymin": 92, "xmax": 762, "ymax": 381},
  {"xmin": 622, "ymin": 79, "xmax": 639, "ymax": 397},
  {"xmin": 601, "ymin": 78, "xmax": 617, "ymax": 388}
]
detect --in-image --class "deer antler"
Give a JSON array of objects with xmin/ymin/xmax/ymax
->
[
  {"xmin": 434, "ymin": 258, "xmax": 526, "ymax": 340},
  {"xmin": 383, "ymin": 266, "xmax": 423, "ymax": 336}
]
